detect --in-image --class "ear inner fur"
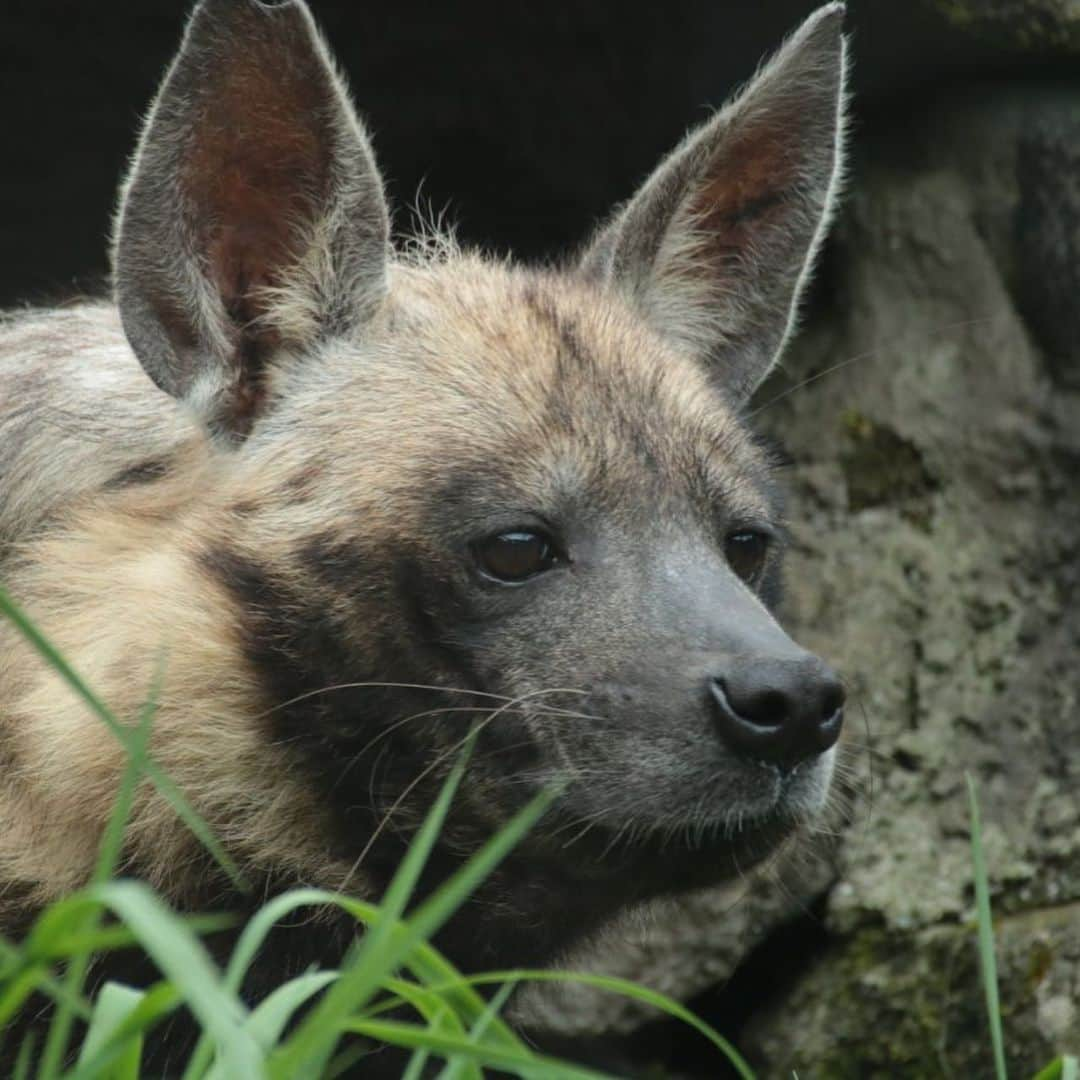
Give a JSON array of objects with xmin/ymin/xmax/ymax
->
[
  {"xmin": 112, "ymin": 0, "xmax": 390, "ymax": 436},
  {"xmin": 580, "ymin": 3, "xmax": 849, "ymax": 404}
]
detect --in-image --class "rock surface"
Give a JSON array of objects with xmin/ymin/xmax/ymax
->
[{"xmin": 525, "ymin": 85, "xmax": 1080, "ymax": 1076}]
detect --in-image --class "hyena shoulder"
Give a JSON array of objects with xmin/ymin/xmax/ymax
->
[{"xmin": 0, "ymin": 303, "xmax": 204, "ymax": 558}]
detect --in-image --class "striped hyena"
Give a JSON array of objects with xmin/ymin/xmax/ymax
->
[{"xmin": 0, "ymin": 0, "xmax": 848, "ymax": 1062}]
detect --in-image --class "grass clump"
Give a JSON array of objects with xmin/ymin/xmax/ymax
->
[{"xmin": 967, "ymin": 772, "xmax": 1078, "ymax": 1080}]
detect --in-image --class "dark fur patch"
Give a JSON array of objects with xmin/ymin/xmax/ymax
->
[
  {"xmin": 299, "ymin": 531, "xmax": 371, "ymax": 594},
  {"xmin": 199, "ymin": 541, "xmax": 445, "ymax": 845},
  {"xmin": 199, "ymin": 545, "xmax": 276, "ymax": 616},
  {"xmin": 103, "ymin": 457, "xmax": 172, "ymax": 488},
  {"xmin": 282, "ymin": 462, "xmax": 325, "ymax": 503},
  {"xmin": 230, "ymin": 498, "xmax": 260, "ymax": 518},
  {"xmin": 708, "ymin": 187, "xmax": 787, "ymax": 231}
]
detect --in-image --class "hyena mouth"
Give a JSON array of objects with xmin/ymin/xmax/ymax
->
[
  {"xmin": 530, "ymin": 745, "xmax": 838, "ymax": 891},
  {"xmin": 537, "ymin": 800, "xmax": 804, "ymax": 897}
]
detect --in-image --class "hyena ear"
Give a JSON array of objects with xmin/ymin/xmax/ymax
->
[
  {"xmin": 579, "ymin": 3, "xmax": 848, "ymax": 404},
  {"xmin": 112, "ymin": 0, "xmax": 390, "ymax": 436}
]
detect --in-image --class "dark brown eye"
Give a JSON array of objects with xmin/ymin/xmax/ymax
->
[
  {"xmin": 725, "ymin": 530, "xmax": 769, "ymax": 585},
  {"xmin": 473, "ymin": 530, "xmax": 560, "ymax": 583}
]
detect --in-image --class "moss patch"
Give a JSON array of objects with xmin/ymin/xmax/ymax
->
[{"xmin": 840, "ymin": 412, "xmax": 938, "ymax": 514}]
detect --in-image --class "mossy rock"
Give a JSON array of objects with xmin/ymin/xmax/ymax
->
[{"xmin": 744, "ymin": 906, "xmax": 1080, "ymax": 1076}]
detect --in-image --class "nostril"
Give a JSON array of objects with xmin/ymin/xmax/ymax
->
[
  {"xmin": 759, "ymin": 689, "xmax": 788, "ymax": 728},
  {"xmin": 708, "ymin": 677, "xmax": 786, "ymax": 761},
  {"xmin": 820, "ymin": 679, "xmax": 846, "ymax": 722},
  {"xmin": 721, "ymin": 681, "xmax": 788, "ymax": 730}
]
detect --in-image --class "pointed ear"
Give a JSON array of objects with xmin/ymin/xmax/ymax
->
[
  {"xmin": 580, "ymin": 3, "xmax": 848, "ymax": 404},
  {"xmin": 112, "ymin": 0, "xmax": 390, "ymax": 436}
]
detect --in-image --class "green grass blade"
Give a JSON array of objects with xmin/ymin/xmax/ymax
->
[
  {"xmin": 14, "ymin": 1032, "xmax": 38, "ymax": 1080},
  {"xmin": 222, "ymin": 890, "xmax": 339, "ymax": 994},
  {"xmin": 401, "ymin": 1048, "xmax": 431, "ymax": 1080},
  {"xmin": 73, "ymin": 982, "xmax": 145, "ymax": 1075},
  {"xmin": 66, "ymin": 983, "xmax": 178, "ymax": 1080},
  {"xmin": 388, "ymin": 934, "xmax": 518, "ymax": 1051},
  {"xmin": 93, "ymin": 651, "xmax": 164, "ymax": 885},
  {"xmin": 337, "ymin": 782, "xmax": 558, "ymax": 1062},
  {"xmin": 0, "ymin": 934, "xmax": 20, "ymax": 977},
  {"xmin": 324, "ymin": 1043, "xmax": 380, "ymax": 1080},
  {"xmin": 370, "ymin": 736, "xmax": 475, "ymax": 922},
  {"xmin": 382, "ymin": 978, "xmax": 480, "ymax": 1080},
  {"xmin": 85, "ymin": 881, "xmax": 263, "ymax": 1079},
  {"xmin": 201, "ymin": 973, "xmax": 340, "ymax": 1080},
  {"xmin": 0, "ymin": 965, "xmax": 47, "ymax": 1031},
  {"xmin": 401, "ymin": 783, "xmax": 561, "ymax": 957},
  {"xmin": 0, "ymin": 939, "xmax": 91, "ymax": 1026},
  {"xmin": 435, "ymin": 980, "xmax": 517, "ymax": 1080},
  {"xmin": 181, "ymin": 889, "xmax": 340, "ymax": 1080},
  {"xmin": 0, "ymin": 587, "xmax": 245, "ymax": 891},
  {"xmin": 421, "ymin": 969, "xmax": 754, "ymax": 1078},
  {"xmin": 38, "ymin": 663, "xmax": 161, "ymax": 1080},
  {"xmin": 190, "ymin": 887, "xmax": 520, "ymax": 1080},
  {"xmin": 967, "ymin": 773, "xmax": 1008, "ymax": 1080},
  {"xmin": 242, "ymin": 972, "xmax": 340, "ymax": 1053},
  {"xmin": 271, "ymin": 735, "xmax": 479, "ymax": 1077},
  {"xmin": 337, "ymin": 897, "xmax": 531, "ymax": 1054},
  {"xmin": 380, "ymin": 979, "xmax": 466, "ymax": 1030},
  {"xmin": 1034, "ymin": 1057, "xmax": 1080, "ymax": 1080},
  {"xmin": 219, "ymin": 888, "xmax": 511, "ymax": 1046},
  {"xmin": 341, "ymin": 1018, "xmax": 616, "ymax": 1079},
  {"xmin": 42, "ymin": 915, "xmax": 236, "ymax": 959},
  {"xmin": 465, "ymin": 979, "xmax": 515, "ymax": 1040},
  {"xmin": 24, "ymin": 897, "xmax": 111, "ymax": 962}
]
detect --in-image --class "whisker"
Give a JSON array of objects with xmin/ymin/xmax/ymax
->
[
  {"xmin": 748, "ymin": 315, "xmax": 1001, "ymax": 418},
  {"xmin": 250, "ymin": 681, "xmax": 513, "ymax": 723},
  {"xmin": 836, "ymin": 740, "xmax": 889, "ymax": 761},
  {"xmin": 251, "ymin": 679, "xmax": 595, "ymax": 726},
  {"xmin": 337, "ymin": 686, "xmax": 585, "ymax": 894},
  {"xmin": 857, "ymin": 700, "xmax": 875, "ymax": 830},
  {"xmin": 328, "ymin": 705, "xmax": 504, "ymax": 797}
]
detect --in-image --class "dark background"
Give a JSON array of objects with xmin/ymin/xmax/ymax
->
[{"xmin": 0, "ymin": 0, "xmax": 1061, "ymax": 308}]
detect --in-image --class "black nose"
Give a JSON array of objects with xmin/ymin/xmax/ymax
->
[{"xmin": 708, "ymin": 658, "xmax": 844, "ymax": 768}]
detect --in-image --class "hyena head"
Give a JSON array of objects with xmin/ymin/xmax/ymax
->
[{"xmin": 112, "ymin": 0, "xmax": 848, "ymax": 927}]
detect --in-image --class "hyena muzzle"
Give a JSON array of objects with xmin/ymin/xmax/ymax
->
[{"xmin": 0, "ymin": 0, "xmax": 848, "ymax": 1066}]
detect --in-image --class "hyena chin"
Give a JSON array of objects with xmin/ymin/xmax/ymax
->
[{"xmin": 1, "ymin": 0, "xmax": 848, "ymax": 1045}]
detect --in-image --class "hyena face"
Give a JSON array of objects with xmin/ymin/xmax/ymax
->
[{"xmin": 104, "ymin": 0, "xmax": 847, "ymax": 917}]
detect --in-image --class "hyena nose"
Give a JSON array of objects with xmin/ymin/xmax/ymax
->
[{"xmin": 708, "ymin": 658, "xmax": 845, "ymax": 768}]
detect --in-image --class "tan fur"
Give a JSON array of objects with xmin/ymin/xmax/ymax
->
[{"xmin": 0, "ymin": 254, "xmax": 764, "ymax": 917}]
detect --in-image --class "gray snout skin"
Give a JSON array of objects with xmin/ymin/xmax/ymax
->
[{"xmin": 644, "ymin": 542, "xmax": 846, "ymax": 773}]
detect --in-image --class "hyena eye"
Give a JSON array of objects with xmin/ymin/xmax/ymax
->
[
  {"xmin": 725, "ymin": 530, "xmax": 769, "ymax": 585},
  {"xmin": 473, "ymin": 530, "xmax": 561, "ymax": 583}
]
